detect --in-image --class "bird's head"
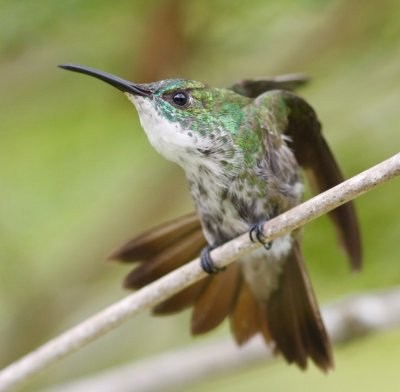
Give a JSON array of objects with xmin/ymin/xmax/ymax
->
[{"xmin": 59, "ymin": 64, "xmax": 250, "ymax": 168}]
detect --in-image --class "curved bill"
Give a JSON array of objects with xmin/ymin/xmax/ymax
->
[{"xmin": 58, "ymin": 64, "xmax": 152, "ymax": 97}]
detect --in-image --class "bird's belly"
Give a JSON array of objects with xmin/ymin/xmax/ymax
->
[
  {"xmin": 197, "ymin": 197, "xmax": 253, "ymax": 245},
  {"xmin": 193, "ymin": 182, "xmax": 294, "ymax": 301},
  {"xmin": 240, "ymin": 235, "xmax": 292, "ymax": 301},
  {"xmin": 220, "ymin": 199, "xmax": 250, "ymax": 237},
  {"xmin": 195, "ymin": 190, "xmax": 293, "ymax": 302}
]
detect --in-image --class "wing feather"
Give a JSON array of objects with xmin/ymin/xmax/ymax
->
[
  {"xmin": 257, "ymin": 91, "xmax": 362, "ymax": 270},
  {"xmin": 228, "ymin": 73, "xmax": 309, "ymax": 98}
]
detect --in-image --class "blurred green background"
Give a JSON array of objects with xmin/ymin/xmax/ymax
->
[{"xmin": 1, "ymin": 0, "xmax": 399, "ymax": 391}]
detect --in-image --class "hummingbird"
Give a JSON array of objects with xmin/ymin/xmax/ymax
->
[{"xmin": 59, "ymin": 64, "xmax": 361, "ymax": 371}]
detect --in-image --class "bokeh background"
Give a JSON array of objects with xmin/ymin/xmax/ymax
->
[{"xmin": 1, "ymin": 0, "xmax": 400, "ymax": 391}]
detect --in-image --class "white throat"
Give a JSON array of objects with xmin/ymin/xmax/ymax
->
[{"xmin": 127, "ymin": 94, "xmax": 194, "ymax": 164}]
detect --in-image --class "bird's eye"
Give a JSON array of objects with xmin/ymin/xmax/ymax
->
[{"xmin": 172, "ymin": 91, "xmax": 188, "ymax": 107}]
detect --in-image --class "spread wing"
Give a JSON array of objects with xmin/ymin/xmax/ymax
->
[
  {"xmin": 227, "ymin": 73, "xmax": 309, "ymax": 98},
  {"xmin": 257, "ymin": 90, "xmax": 362, "ymax": 270}
]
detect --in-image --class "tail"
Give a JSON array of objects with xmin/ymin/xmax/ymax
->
[
  {"xmin": 263, "ymin": 240, "xmax": 333, "ymax": 371},
  {"xmin": 230, "ymin": 239, "xmax": 333, "ymax": 371},
  {"xmin": 110, "ymin": 215, "xmax": 333, "ymax": 371}
]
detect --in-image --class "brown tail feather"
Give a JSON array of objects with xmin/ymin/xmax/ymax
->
[
  {"xmin": 154, "ymin": 278, "xmax": 210, "ymax": 315},
  {"xmin": 109, "ymin": 212, "xmax": 203, "ymax": 262},
  {"xmin": 230, "ymin": 277, "xmax": 261, "ymax": 345},
  {"xmin": 266, "ymin": 240, "xmax": 333, "ymax": 371},
  {"xmin": 191, "ymin": 264, "xmax": 241, "ymax": 335},
  {"xmin": 258, "ymin": 304, "xmax": 272, "ymax": 344},
  {"xmin": 112, "ymin": 213, "xmax": 333, "ymax": 372},
  {"xmin": 124, "ymin": 229, "xmax": 205, "ymax": 289}
]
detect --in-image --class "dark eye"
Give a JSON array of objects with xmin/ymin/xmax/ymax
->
[{"xmin": 172, "ymin": 91, "xmax": 188, "ymax": 106}]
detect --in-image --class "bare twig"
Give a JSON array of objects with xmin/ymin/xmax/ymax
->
[
  {"xmin": 43, "ymin": 286, "xmax": 400, "ymax": 392},
  {"xmin": 0, "ymin": 153, "xmax": 399, "ymax": 392}
]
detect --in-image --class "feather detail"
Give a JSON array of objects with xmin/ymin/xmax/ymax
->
[
  {"xmin": 153, "ymin": 278, "xmax": 211, "ymax": 314},
  {"xmin": 191, "ymin": 264, "xmax": 241, "ymax": 335},
  {"xmin": 258, "ymin": 303, "xmax": 272, "ymax": 344},
  {"xmin": 228, "ymin": 73, "xmax": 309, "ymax": 98},
  {"xmin": 109, "ymin": 212, "xmax": 203, "ymax": 262},
  {"xmin": 229, "ymin": 277, "xmax": 260, "ymax": 345},
  {"xmin": 123, "ymin": 229, "xmax": 205, "ymax": 289},
  {"xmin": 260, "ymin": 91, "xmax": 362, "ymax": 270},
  {"xmin": 266, "ymin": 240, "xmax": 333, "ymax": 371}
]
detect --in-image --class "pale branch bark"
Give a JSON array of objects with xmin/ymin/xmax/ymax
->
[
  {"xmin": 0, "ymin": 152, "xmax": 399, "ymax": 392},
  {"xmin": 43, "ymin": 286, "xmax": 400, "ymax": 392}
]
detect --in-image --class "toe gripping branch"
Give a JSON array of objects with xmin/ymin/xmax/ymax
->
[
  {"xmin": 249, "ymin": 221, "xmax": 273, "ymax": 250},
  {"xmin": 200, "ymin": 245, "xmax": 225, "ymax": 274},
  {"xmin": 200, "ymin": 221, "xmax": 273, "ymax": 275}
]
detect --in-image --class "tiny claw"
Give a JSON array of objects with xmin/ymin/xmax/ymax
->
[
  {"xmin": 263, "ymin": 241, "xmax": 273, "ymax": 250},
  {"xmin": 200, "ymin": 246, "xmax": 225, "ymax": 274},
  {"xmin": 249, "ymin": 221, "xmax": 273, "ymax": 250}
]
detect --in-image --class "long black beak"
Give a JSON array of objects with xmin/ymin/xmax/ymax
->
[{"xmin": 58, "ymin": 64, "xmax": 152, "ymax": 97}]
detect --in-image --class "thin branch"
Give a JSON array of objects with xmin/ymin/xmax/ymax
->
[
  {"xmin": 0, "ymin": 153, "xmax": 399, "ymax": 392},
  {"xmin": 43, "ymin": 286, "xmax": 400, "ymax": 392}
]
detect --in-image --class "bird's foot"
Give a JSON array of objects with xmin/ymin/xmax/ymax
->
[
  {"xmin": 249, "ymin": 221, "xmax": 273, "ymax": 250},
  {"xmin": 200, "ymin": 245, "xmax": 225, "ymax": 274}
]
